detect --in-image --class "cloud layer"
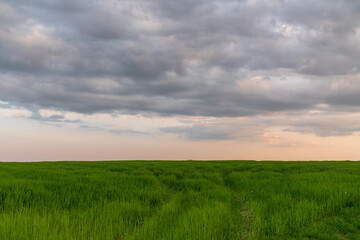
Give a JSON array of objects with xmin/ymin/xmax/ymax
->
[{"xmin": 1, "ymin": 0, "xmax": 360, "ymax": 140}]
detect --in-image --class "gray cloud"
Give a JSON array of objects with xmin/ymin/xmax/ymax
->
[
  {"xmin": 161, "ymin": 125, "xmax": 234, "ymax": 141},
  {"xmin": 1, "ymin": 0, "xmax": 360, "ymax": 121},
  {"xmin": 0, "ymin": 101, "xmax": 9, "ymax": 109},
  {"xmin": 160, "ymin": 119, "xmax": 265, "ymax": 141},
  {"xmin": 160, "ymin": 112, "xmax": 360, "ymax": 141},
  {"xmin": 27, "ymin": 111, "xmax": 81, "ymax": 123},
  {"xmin": 80, "ymin": 124, "xmax": 149, "ymax": 135},
  {"xmin": 284, "ymin": 120, "xmax": 360, "ymax": 137}
]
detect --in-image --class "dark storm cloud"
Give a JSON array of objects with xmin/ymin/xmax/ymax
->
[{"xmin": 1, "ymin": 0, "xmax": 360, "ymax": 118}]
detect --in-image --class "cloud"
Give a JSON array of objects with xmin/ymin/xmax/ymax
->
[
  {"xmin": 80, "ymin": 124, "xmax": 149, "ymax": 135},
  {"xmin": 284, "ymin": 116, "xmax": 360, "ymax": 137},
  {"xmin": 160, "ymin": 118, "xmax": 265, "ymax": 141},
  {"xmin": 1, "ymin": 0, "xmax": 360, "ymax": 123},
  {"xmin": 0, "ymin": 101, "xmax": 10, "ymax": 109},
  {"xmin": 160, "ymin": 125, "xmax": 234, "ymax": 141},
  {"xmin": 159, "ymin": 111, "xmax": 360, "ymax": 142},
  {"xmin": 28, "ymin": 110, "xmax": 81, "ymax": 123}
]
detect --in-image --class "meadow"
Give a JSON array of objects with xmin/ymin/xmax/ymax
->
[{"xmin": 0, "ymin": 160, "xmax": 359, "ymax": 240}]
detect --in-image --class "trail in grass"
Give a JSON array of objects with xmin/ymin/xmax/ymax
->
[
  {"xmin": 131, "ymin": 164, "xmax": 237, "ymax": 240},
  {"xmin": 224, "ymin": 161, "xmax": 360, "ymax": 239}
]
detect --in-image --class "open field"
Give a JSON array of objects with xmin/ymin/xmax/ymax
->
[{"xmin": 0, "ymin": 161, "xmax": 359, "ymax": 239}]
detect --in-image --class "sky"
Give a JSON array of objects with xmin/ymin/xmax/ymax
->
[{"xmin": 1, "ymin": 0, "xmax": 360, "ymax": 161}]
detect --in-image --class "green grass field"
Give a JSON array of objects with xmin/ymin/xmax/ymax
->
[{"xmin": 0, "ymin": 161, "xmax": 359, "ymax": 239}]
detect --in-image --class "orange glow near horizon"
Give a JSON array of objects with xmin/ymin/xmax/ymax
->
[{"xmin": 1, "ymin": 111, "xmax": 360, "ymax": 161}]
